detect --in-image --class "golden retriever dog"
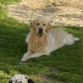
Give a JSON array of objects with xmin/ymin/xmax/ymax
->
[{"xmin": 21, "ymin": 16, "xmax": 79, "ymax": 62}]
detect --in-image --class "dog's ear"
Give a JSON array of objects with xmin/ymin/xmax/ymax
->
[
  {"xmin": 46, "ymin": 22, "xmax": 52, "ymax": 33},
  {"xmin": 30, "ymin": 20, "xmax": 35, "ymax": 29},
  {"xmin": 9, "ymin": 80, "xmax": 13, "ymax": 83},
  {"xmin": 28, "ymin": 79, "xmax": 34, "ymax": 83}
]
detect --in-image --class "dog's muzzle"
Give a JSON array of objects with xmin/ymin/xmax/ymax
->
[
  {"xmin": 38, "ymin": 28, "xmax": 43, "ymax": 36},
  {"xmin": 39, "ymin": 28, "xmax": 43, "ymax": 33}
]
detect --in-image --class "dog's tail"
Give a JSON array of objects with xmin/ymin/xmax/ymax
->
[{"xmin": 74, "ymin": 37, "xmax": 80, "ymax": 41}]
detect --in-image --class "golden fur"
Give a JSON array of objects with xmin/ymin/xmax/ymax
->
[
  {"xmin": 21, "ymin": 16, "xmax": 79, "ymax": 62},
  {"xmin": 28, "ymin": 30, "xmax": 48, "ymax": 53}
]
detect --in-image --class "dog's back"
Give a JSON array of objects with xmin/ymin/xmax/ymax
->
[{"xmin": 50, "ymin": 28, "xmax": 79, "ymax": 47}]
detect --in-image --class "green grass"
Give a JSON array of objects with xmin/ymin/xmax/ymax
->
[
  {"xmin": 0, "ymin": 17, "xmax": 83, "ymax": 83},
  {"xmin": 0, "ymin": 6, "xmax": 7, "ymax": 19},
  {"xmin": 0, "ymin": 2, "xmax": 83, "ymax": 83},
  {"xmin": 0, "ymin": 0, "xmax": 21, "ymax": 4}
]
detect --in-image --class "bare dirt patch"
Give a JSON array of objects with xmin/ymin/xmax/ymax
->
[
  {"xmin": 7, "ymin": 0, "xmax": 83, "ymax": 27},
  {"xmin": 30, "ymin": 74, "xmax": 64, "ymax": 83}
]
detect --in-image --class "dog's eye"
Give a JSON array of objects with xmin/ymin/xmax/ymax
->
[
  {"xmin": 36, "ymin": 23, "xmax": 40, "ymax": 25},
  {"xmin": 43, "ymin": 23, "xmax": 46, "ymax": 26}
]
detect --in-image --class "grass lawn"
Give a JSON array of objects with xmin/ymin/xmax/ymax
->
[
  {"xmin": 0, "ymin": 0, "xmax": 21, "ymax": 4},
  {"xmin": 0, "ymin": 1, "xmax": 83, "ymax": 83},
  {"xmin": 0, "ymin": 18, "xmax": 83, "ymax": 83}
]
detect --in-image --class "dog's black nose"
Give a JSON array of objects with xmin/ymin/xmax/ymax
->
[{"xmin": 39, "ymin": 28, "xmax": 43, "ymax": 33}]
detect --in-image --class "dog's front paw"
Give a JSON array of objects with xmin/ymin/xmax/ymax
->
[
  {"xmin": 21, "ymin": 53, "xmax": 29, "ymax": 62},
  {"xmin": 20, "ymin": 59, "xmax": 27, "ymax": 63}
]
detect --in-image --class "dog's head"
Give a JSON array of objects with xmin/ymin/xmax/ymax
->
[
  {"xmin": 31, "ymin": 16, "xmax": 51, "ymax": 36},
  {"xmin": 9, "ymin": 74, "xmax": 34, "ymax": 83}
]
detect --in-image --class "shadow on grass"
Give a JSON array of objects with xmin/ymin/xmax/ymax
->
[
  {"xmin": 0, "ymin": 18, "xmax": 28, "ymax": 58},
  {"xmin": 0, "ymin": 18, "xmax": 50, "ymax": 76},
  {"xmin": 0, "ymin": 18, "xmax": 83, "ymax": 83}
]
